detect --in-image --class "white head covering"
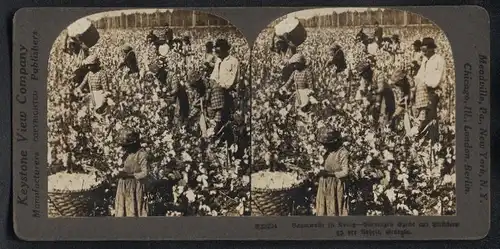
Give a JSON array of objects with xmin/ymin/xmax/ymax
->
[
  {"xmin": 83, "ymin": 54, "xmax": 100, "ymax": 65},
  {"xmin": 288, "ymin": 53, "xmax": 305, "ymax": 64}
]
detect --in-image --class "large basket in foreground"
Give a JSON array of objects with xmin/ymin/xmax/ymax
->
[
  {"xmin": 48, "ymin": 178, "xmax": 106, "ymax": 218},
  {"xmin": 251, "ymin": 171, "xmax": 306, "ymax": 216}
]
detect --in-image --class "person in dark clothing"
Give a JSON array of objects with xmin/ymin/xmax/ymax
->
[
  {"xmin": 145, "ymin": 57, "xmax": 168, "ymax": 86},
  {"xmin": 146, "ymin": 30, "xmax": 161, "ymax": 55},
  {"xmin": 326, "ymin": 43, "xmax": 347, "ymax": 74},
  {"xmin": 389, "ymin": 69, "xmax": 413, "ymax": 121},
  {"xmin": 147, "ymin": 30, "xmax": 159, "ymax": 45},
  {"xmin": 181, "ymin": 36, "xmax": 194, "ymax": 57},
  {"xmin": 165, "ymin": 74, "xmax": 190, "ymax": 127},
  {"xmin": 271, "ymin": 32, "xmax": 297, "ymax": 56},
  {"xmin": 410, "ymin": 40, "xmax": 423, "ymax": 77},
  {"xmin": 164, "ymin": 23, "xmax": 174, "ymax": 49},
  {"xmin": 357, "ymin": 61, "xmax": 374, "ymax": 84},
  {"xmin": 270, "ymin": 32, "xmax": 297, "ymax": 82},
  {"xmin": 373, "ymin": 21, "xmax": 383, "ymax": 46},
  {"xmin": 64, "ymin": 33, "xmax": 89, "ymax": 57},
  {"xmin": 203, "ymin": 41, "xmax": 216, "ymax": 76},
  {"xmin": 119, "ymin": 44, "xmax": 140, "ymax": 75},
  {"xmin": 356, "ymin": 27, "xmax": 369, "ymax": 50},
  {"xmin": 374, "ymin": 73, "xmax": 396, "ymax": 130},
  {"xmin": 64, "ymin": 33, "xmax": 90, "ymax": 85},
  {"xmin": 354, "ymin": 60, "xmax": 376, "ymax": 108}
]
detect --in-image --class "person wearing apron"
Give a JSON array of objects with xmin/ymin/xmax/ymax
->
[
  {"xmin": 74, "ymin": 55, "xmax": 110, "ymax": 115},
  {"xmin": 282, "ymin": 53, "xmax": 313, "ymax": 112},
  {"xmin": 315, "ymin": 127, "xmax": 349, "ymax": 216},
  {"xmin": 114, "ymin": 128, "xmax": 149, "ymax": 217}
]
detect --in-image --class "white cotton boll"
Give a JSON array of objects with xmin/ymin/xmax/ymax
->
[
  {"xmin": 383, "ymin": 150, "xmax": 394, "ymax": 161},
  {"xmin": 77, "ymin": 108, "xmax": 87, "ymax": 119},
  {"xmin": 278, "ymin": 108, "xmax": 288, "ymax": 117},
  {"xmin": 242, "ymin": 175, "xmax": 250, "ymax": 186},
  {"xmin": 48, "ymin": 173, "xmax": 99, "ymax": 192},
  {"xmin": 385, "ymin": 188, "xmax": 396, "ymax": 203}
]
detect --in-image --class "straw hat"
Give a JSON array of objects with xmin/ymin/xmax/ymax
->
[{"xmin": 118, "ymin": 128, "xmax": 140, "ymax": 146}]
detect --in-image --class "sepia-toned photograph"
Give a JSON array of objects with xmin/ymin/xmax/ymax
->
[
  {"xmin": 47, "ymin": 9, "xmax": 251, "ymax": 217},
  {"xmin": 251, "ymin": 8, "xmax": 456, "ymax": 216}
]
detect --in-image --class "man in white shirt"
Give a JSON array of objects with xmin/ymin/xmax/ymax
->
[
  {"xmin": 208, "ymin": 38, "xmax": 240, "ymax": 140},
  {"xmin": 414, "ymin": 37, "xmax": 446, "ymax": 142}
]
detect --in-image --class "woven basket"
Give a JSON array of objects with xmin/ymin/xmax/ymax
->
[
  {"xmin": 251, "ymin": 171, "xmax": 306, "ymax": 216},
  {"xmin": 48, "ymin": 181, "xmax": 106, "ymax": 218}
]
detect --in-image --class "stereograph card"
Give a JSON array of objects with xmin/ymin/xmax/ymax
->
[{"xmin": 12, "ymin": 6, "xmax": 490, "ymax": 240}]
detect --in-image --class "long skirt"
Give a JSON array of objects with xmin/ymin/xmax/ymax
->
[
  {"xmin": 115, "ymin": 178, "xmax": 148, "ymax": 217},
  {"xmin": 316, "ymin": 177, "xmax": 349, "ymax": 216}
]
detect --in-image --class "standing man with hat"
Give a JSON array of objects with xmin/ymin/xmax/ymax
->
[
  {"xmin": 207, "ymin": 38, "xmax": 240, "ymax": 140},
  {"xmin": 315, "ymin": 127, "xmax": 350, "ymax": 216},
  {"xmin": 114, "ymin": 127, "xmax": 150, "ymax": 217},
  {"xmin": 414, "ymin": 37, "xmax": 446, "ymax": 141}
]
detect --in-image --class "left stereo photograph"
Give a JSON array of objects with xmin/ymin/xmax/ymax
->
[{"xmin": 45, "ymin": 9, "xmax": 251, "ymax": 218}]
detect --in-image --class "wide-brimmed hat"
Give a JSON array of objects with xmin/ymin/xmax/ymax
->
[
  {"xmin": 412, "ymin": 40, "xmax": 422, "ymax": 47},
  {"xmin": 83, "ymin": 55, "xmax": 100, "ymax": 66},
  {"xmin": 205, "ymin": 41, "xmax": 214, "ymax": 49},
  {"xmin": 118, "ymin": 128, "xmax": 140, "ymax": 146},
  {"xmin": 214, "ymin": 38, "xmax": 231, "ymax": 51},
  {"xmin": 421, "ymin": 37, "xmax": 437, "ymax": 49},
  {"xmin": 317, "ymin": 127, "xmax": 342, "ymax": 145},
  {"xmin": 288, "ymin": 53, "xmax": 306, "ymax": 64}
]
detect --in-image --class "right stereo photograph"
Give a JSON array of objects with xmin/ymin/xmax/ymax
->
[{"xmin": 250, "ymin": 7, "xmax": 456, "ymax": 217}]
